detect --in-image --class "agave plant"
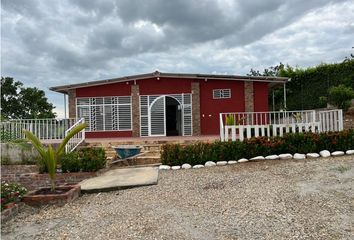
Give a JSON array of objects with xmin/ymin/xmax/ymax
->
[{"xmin": 23, "ymin": 123, "xmax": 87, "ymax": 191}]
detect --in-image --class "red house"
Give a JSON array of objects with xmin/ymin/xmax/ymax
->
[{"xmin": 50, "ymin": 71, "xmax": 288, "ymax": 139}]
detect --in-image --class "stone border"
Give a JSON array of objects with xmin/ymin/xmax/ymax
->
[
  {"xmin": 159, "ymin": 149, "xmax": 354, "ymax": 170},
  {"xmin": 1, "ymin": 202, "xmax": 25, "ymax": 223}
]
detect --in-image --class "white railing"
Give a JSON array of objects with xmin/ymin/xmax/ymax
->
[
  {"xmin": 0, "ymin": 118, "xmax": 77, "ymax": 141},
  {"xmin": 0, "ymin": 118, "xmax": 86, "ymax": 153},
  {"xmin": 65, "ymin": 118, "xmax": 85, "ymax": 153},
  {"xmin": 220, "ymin": 109, "xmax": 343, "ymax": 141},
  {"xmin": 317, "ymin": 109, "xmax": 343, "ymax": 132}
]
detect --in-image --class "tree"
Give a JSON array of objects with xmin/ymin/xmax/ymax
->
[
  {"xmin": 328, "ymin": 85, "xmax": 354, "ymax": 112},
  {"xmin": 1, "ymin": 77, "xmax": 56, "ymax": 119}
]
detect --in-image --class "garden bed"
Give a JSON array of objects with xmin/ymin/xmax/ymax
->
[{"xmin": 22, "ymin": 185, "xmax": 81, "ymax": 207}]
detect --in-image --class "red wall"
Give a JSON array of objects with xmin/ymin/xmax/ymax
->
[
  {"xmin": 76, "ymin": 81, "xmax": 131, "ymax": 97},
  {"xmin": 138, "ymin": 77, "xmax": 191, "ymax": 95},
  {"xmin": 200, "ymin": 80, "xmax": 245, "ymax": 135},
  {"xmin": 85, "ymin": 131, "xmax": 132, "ymax": 138},
  {"xmin": 253, "ymin": 82, "xmax": 269, "ymax": 112}
]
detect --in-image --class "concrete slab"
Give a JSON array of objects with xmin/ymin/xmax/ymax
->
[{"xmin": 80, "ymin": 166, "xmax": 159, "ymax": 193}]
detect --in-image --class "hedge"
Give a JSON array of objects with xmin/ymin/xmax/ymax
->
[
  {"xmin": 270, "ymin": 59, "xmax": 354, "ymax": 110},
  {"xmin": 161, "ymin": 129, "xmax": 354, "ymax": 166}
]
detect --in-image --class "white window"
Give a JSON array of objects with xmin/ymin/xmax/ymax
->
[
  {"xmin": 213, "ymin": 89, "xmax": 231, "ymax": 99},
  {"xmin": 76, "ymin": 96, "xmax": 132, "ymax": 131}
]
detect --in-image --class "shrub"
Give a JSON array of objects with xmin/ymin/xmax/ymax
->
[
  {"xmin": 59, "ymin": 147, "xmax": 106, "ymax": 172},
  {"xmin": 60, "ymin": 151, "xmax": 81, "ymax": 173},
  {"xmin": 161, "ymin": 130, "xmax": 354, "ymax": 166},
  {"xmin": 328, "ymin": 84, "xmax": 354, "ymax": 112},
  {"xmin": 79, "ymin": 148, "xmax": 106, "ymax": 172},
  {"xmin": 1, "ymin": 181, "xmax": 27, "ymax": 211}
]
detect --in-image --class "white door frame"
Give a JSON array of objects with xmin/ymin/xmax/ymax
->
[{"xmin": 148, "ymin": 95, "xmax": 183, "ymax": 137}]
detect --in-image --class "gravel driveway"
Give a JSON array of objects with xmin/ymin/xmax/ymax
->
[{"xmin": 2, "ymin": 156, "xmax": 354, "ymax": 240}]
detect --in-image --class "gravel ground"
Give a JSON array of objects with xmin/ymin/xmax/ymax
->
[{"xmin": 2, "ymin": 156, "xmax": 354, "ymax": 240}]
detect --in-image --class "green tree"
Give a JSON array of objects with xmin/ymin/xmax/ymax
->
[
  {"xmin": 328, "ymin": 85, "xmax": 354, "ymax": 112},
  {"xmin": 1, "ymin": 77, "xmax": 56, "ymax": 119}
]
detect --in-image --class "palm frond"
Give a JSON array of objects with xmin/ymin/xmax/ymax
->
[{"xmin": 23, "ymin": 130, "xmax": 47, "ymax": 159}]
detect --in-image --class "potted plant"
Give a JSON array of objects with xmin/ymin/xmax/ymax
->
[{"xmin": 22, "ymin": 123, "xmax": 87, "ymax": 206}]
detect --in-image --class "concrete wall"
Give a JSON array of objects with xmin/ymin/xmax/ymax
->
[{"xmin": 1, "ymin": 143, "xmax": 39, "ymax": 165}]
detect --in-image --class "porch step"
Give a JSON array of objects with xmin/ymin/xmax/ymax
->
[
  {"xmin": 110, "ymin": 156, "xmax": 161, "ymax": 168},
  {"xmin": 83, "ymin": 136, "xmax": 219, "ymax": 167}
]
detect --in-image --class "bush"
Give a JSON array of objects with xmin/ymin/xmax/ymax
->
[
  {"xmin": 328, "ymin": 84, "xmax": 354, "ymax": 112},
  {"xmin": 60, "ymin": 151, "xmax": 81, "ymax": 173},
  {"xmin": 79, "ymin": 148, "xmax": 106, "ymax": 172},
  {"xmin": 161, "ymin": 130, "xmax": 354, "ymax": 165},
  {"xmin": 1, "ymin": 181, "xmax": 27, "ymax": 211},
  {"xmin": 59, "ymin": 147, "xmax": 106, "ymax": 173}
]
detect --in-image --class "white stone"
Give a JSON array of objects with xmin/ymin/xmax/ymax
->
[
  {"xmin": 181, "ymin": 163, "xmax": 192, "ymax": 169},
  {"xmin": 250, "ymin": 156, "xmax": 265, "ymax": 161},
  {"xmin": 265, "ymin": 155, "xmax": 279, "ymax": 160},
  {"xmin": 346, "ymin": 150, "xmax": 354, "ymax": 155},
  {"xmin": 331, "ymin": 151, "xmax": 345, "ymax": 156},
  {"xmin": 306, "ymin": 153, "xmax": 320, "ymax": 158},
  {"xmin": 238, "ymin": 158, "xmax": 249, "ymax": 163},
  {"xmin": 159, "ymin": 165, "xmax": 171, "ymax": 170},
  {"xmin": 216, "ymin": 161, "xmax": 228, "ymax": 166},
  {"xmin": 171, "ymin": 166, "xmax": 181, "ymax": 170},
  {"xmin": 205, "ymin": 161, "xmax": 216, "ymax": 167},
  {"xmin": 192, "ymin": 164, "xmax": 204, "ymax": 169},
  {"xmin": 279, "ymin": 153, "xmax": 293, "ymax": 160},
  {"xmin": 320, "ymin": 150, "xmax": 331, "ymax": 158},
  {"xmin": 228, "ymin": 160, "xmax": 238, "ymax": 165},
  {"xmin": 293, "ymin": 153, "xmax": 306, "ymax": 160}
]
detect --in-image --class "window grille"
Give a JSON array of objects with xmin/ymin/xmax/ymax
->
[
  {"xmin": 76, "ymin": 96, "xmax": 132, "ymax": 131},
  {"xmin": 213, "ymin": 89, "xmax": 231, "ymax": 99}
]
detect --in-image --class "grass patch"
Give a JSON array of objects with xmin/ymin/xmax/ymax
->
[{"xmin": 333, "ymin": 165, "xmax": 351, "ymax": 173}]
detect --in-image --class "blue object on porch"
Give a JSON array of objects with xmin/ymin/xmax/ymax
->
[{"xmin": 113, "ymin": 145, "xmax": 142, "ymax": 159}]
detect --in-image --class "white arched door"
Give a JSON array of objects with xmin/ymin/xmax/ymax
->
[{"xmin": 149, "ymin": 96, "xmax": 166, "ymax": 136}]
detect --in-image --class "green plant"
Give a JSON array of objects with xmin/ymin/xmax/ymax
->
[
  {"xmin": 225, "ymin": 114, "xmax": 235, "ymax": 125},
  {"xmin": 1, "ymin": 181, "xmax": 27, "ymax": 211},
  {"xmin": 79, "ymin": 148, "xmax": 106, "ymax": 172},
  {"xmin": 328, "ymin": 84, "xmax": 354, "ymax": 112},
  {"xmin": 161, "ymin": 129, "xmax": 354, "ymax": 166},
  {"xmin": 60, "ymin": 151, "xmax": 81, "ymax": 173},
  {"xmin": 23, "ymin": 123, "xmax": 87, "ymax": 191}
]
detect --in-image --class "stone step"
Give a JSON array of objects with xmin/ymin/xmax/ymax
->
[{"xmin": 110, "ymin": 156, "xmax": 161, "ymax": 168}]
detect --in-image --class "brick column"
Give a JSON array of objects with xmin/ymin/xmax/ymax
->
[
  {"xmin": 131, "ymin": 85, "xmax": 140, "ymax": 137},
  {"xmin": 191, "ymin": 82, "xmax": 201, "ymax": 136},
  {"xmin": 244, "ymin": 82, "xmax": 254, "ymax": 112},
  {"xmin": 68, "ymin": 89, "xmax": 76, "ymax": 118}
]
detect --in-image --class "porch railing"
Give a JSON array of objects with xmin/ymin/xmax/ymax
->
[
  {"xmin": 0, "ymin": 118, "xmax": 85, "ymax": 153},
  {"xmin": 220, "ymin": 109, "xmax": 343, "ymax": 141},
  {"xmin": 65, "ymin": 118, "xmax": 86, "ymax": 153}
]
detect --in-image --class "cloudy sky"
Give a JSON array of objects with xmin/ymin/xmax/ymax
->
[{"xmin": 1, "ymin": 0, "xmax": 354, "ymax": 117}]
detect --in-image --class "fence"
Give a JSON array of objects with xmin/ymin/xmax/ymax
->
[
  {"xmin": 220, "ymin": 109, "xmax": 343, "ymax": 141},
  {"xmin": 0, "ymin": 118, "xmax": 85, "ymax": 152}
]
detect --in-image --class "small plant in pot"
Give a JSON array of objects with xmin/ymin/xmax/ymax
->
[{"xmin": 22, "ymin": 123, "xmax": 86, "ymax": 206}]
